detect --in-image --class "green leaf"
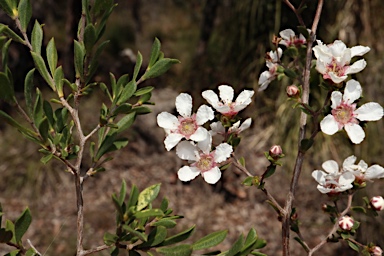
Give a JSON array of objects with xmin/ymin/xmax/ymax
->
[
  {"xmin": 226, "ymin": 234, "xmax": 244, "ymax": 256},
  {"xmin": 138, "ymin": 226, "xmax": 168, "ymax": 248},
  {"xmin": 300, "ymin": 138, "xmax": 314, "ymax": 152},
  {"xmin": 17, "ymin": 0, "xmax": 32, "ymax": 32},
  {"xmin": 31, "ymin": 20, "xmax": 43, "ymax": 54},
  {"xmin": 14, "ymin": 207, "xmax": 32, "ymax": 243},
  {"xmin": 243, "ymin": 228, "xmax": 258, "ymax": 250},
  {"xmin": 159, "ymin": 226, "xmax": 195, "ymax": 247},
  {"xmin": 38, "ymin": 117, "xmax": 49, "ymax": 142},
  {"xmin": 347, "ymin": 240, "xmax": 360, "ymax": 252},
  {"xmin": 192, "ymin": 230, "xmax": 227, "ymax": 251},
  {"xmin": 148, "ymin": 38, "xmax": 161, "ymax": 68},
  {"xmin": 103, "ymin": 232, "xmax": 118, "ymax": 246},
  {"xmin": 0, "ymin": 0, "xmax": 14, "ymax": 16},
  {"xmin": 123, "ymin": 225, "xmax": 148, "ymax": 242},
  {"xmin": 46, "ymin": 38, "xmax": 58, "ymax": 75},
  {"xmin": 137, "ymin": 183, "xmax": 161, "ymax": 211},
  {"xmin": 43, "ymin": 100, "xmax": 54, "ymax": 127},
  {"xmin": 95, "ymin": 2, "xmax": 115, "ymax": 40},
  {"xmin": 284, "ymin": 68, "xmax": 297, "ymax": 79},
  {"xmin": 151, "ymin": 219, "xmax": 177, "ymax": 229},
  {"xmin": 351, "ymin": 206, "xmax": 367, "ymax": 214},
  {"xmin": 134, "ymin": 209, "xmax": 164, "ymax": 219},
  {"xmin": 132, "ymin": 106, "xmax": 151, "ymax": 115},
  {"xmin": 253, "ymin": 238, "xmax": 267, "ymax": 249},
  {"xmin": 133, "ymin": 51, "xmax": 142, "ymax": 81},
  {"xmin": 128, "ymin": 185, "xmax": 139, "ymax": 208},
  {"xmin": 263, "ymin": 165, "xmax": 276, "ymax": 179},
  {"xmin": 87, "ymin": 40, "xmax": 109, "ymax": 83},
  {"xmin": 5, "ymin": 219, "xmax": 16, "ymax": 244},
  {"xmin": 297, "ymin": 26, "xmax": 310, "ymax": 39},
  {"xmin": 0, "ymin": 228, "xmax": 13, "ymax": 243},
  {"xmin": 40, "ymin": 153, "xmax": 53, "ymax": 164},
  {"xmin": 142, "ymin": 58, "xmax": 180, "ymax": 80},
  {"xmin": 84, "ymin": 24, "xmax": 96, "ymax": 53},
  {"xmin": 0, "ymin": 24, "xmax": 24, "ymax": 44},
  {"xmin": 117, "ymin": 80, "xmax": 137, "ymax": 105},
  {"xmin": 24, "ymin": 68, "xmax": 35, "ymax": 115},
  {"xmin": 112, "ymin": 112, "xmax": 136, "ymax": 135},
  {"xmin": 156, "ymin": 244, "xmax": 192, "ymax": 256},
  {"xmin": 134, "ymin": 86, "xmax": 154, "ymax": 96},
  {"xmin": 117, "ymin": 180, "xmax": 127, "ymax": 206},
  {"xmin": 2, "ymin": 38, "xmax": 11, "ymax": 68},
  {"xmin": 0, "ymin": 71, "xmax": 15, "ymax": 102},
  {"xmin": 0, "ymin": 110, "xmax": 36, "ymax": 137},
  {"xmin": 112, "ymin": 103, "xmax": 132, "ymax": 115},
  {"xmin": 31, "ymin": 52, "xmax": 55, "ymax": 91},
  {"xmin": 111, "ymin": 194, "xmax": 124, "ymax": 221},
  {"xmin": 74, "ymin": 40, "xmax": 85, "ymax": 79},
  {"xmin": 95, "ymin": 134, "xmax": 129, "ymax": 160},
  {"xmin": 160, "ymin": 197, "xmax": 169, "ymax": 212},
  {"xmin": 54, "ymin": 66, "xmax": 64, "ymax": 97}
]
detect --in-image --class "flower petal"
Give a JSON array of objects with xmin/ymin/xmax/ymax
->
[
  {"xmin": 210, "ymin": 121, "xmax": 225, "ymax": 135},
  {"xmin": 176, "ymin": 93, "xmax": 192, "ymax": 117},
  {"xmin": 320, "ymin": 115, "xmax": 339, "ymax": 135},
  {"xmin": 344, "ymin": 123, "xmax": 365, "ymax": 144},
  {"xmin": 279, "ymin": 29, "xmax": 295, "ymax": 40},
  {"xmin": 197, "ymin": 133, "xmax": 212, "ymax": 154},
  {"xmin": 202, "ymin": 167, "xmax": 221, "ymax": 184},
  {"xmin": 202, "ymin": 90, "xmax": 220, "ymax": 108},
  {"xmin": 322, "ymin": 160, "xmax": 339, "ymax": 174},
  {"xmin": 350, "ymin": 45, "xmax": 370, "ymax": 57},
  {"xmin": 331, "ymin": 91, "xmax": 343, "ymax": 109},
  {"xmin": 218, "ymin": 85, "xmax": 234, "ymax": 103},
  {"xmin": 355, "ymin": 102, "xmax": 384, "ymax": 121},
  {"xmin": 190, "ymin": 127, "xmax": 209, "ymax": 142},
  {"xmin": 345, "ymin": 59, "xmax": 367, "ymax": 75},
  {"xmin": 312, "ymin": 170, "xmax": 326, "ymax": 184},
  {"xmin": 342, "ymin": 155, "xmax": 357, "ymax": 170},
  {"xmin": 157, "ymin": 112, "xmax": 179, "ymax": 130},
  {"xmin": 235, "ymin": 89, "xmax": 254, "ymax": 108},
  {"xmin": 176, "ymin": 141, "xmax": 198, "ymax": 161},
  {"xmin": 214, "ymin": 143, "xmax": 233, "ymax": 163},
  {"xmin": 178, "ymin": 166, "xmax": 200, "ymax": 182},
  {"xmin": 343, "ymin": 79, "xmax": 362, "ymax": 104},
  {"xmin": 196, "ymin": 105, "xmax": 214, "ymax": 125},
  {"xmin": 238, "ymin": 118, "xmax": 252, "ymax": 132},
  {"xmin": 164, "ymin": 133, "xmax": 183, "ymax": 151},
  {"xmin": 339, "ymin": 172, "xmax": 355, "ymax": 185},
  {"xmin": 328, "ymin": 72, "xmax": 348, "ymax": 84},
  {"xmin": 365, "ymin": 165, "xmax": 384, "ymax": 180}
]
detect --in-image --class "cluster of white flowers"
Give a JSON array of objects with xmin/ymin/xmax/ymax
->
[
  {"xmin": 312, "ymin": 155, "xmax": 384, "ymax": 194},
  {"xmin": 157, "ymin": 85, "xmax": 254, "ymax": 184}
]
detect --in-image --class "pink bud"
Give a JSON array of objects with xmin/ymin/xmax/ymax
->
[
  {"xmin": 372, "ymin": 246, "xmax": 383, "ymax": 256},
  {"xmin": 338, "ymin": 216, "xmax": 354, "ymax": 231},
  {"xmin": 370, "ymin": 196, "xmax": 384, "ymax": 211},
  {"xmin": 286, "ymin": 85, "xmax": 299, "ymax": 97},
  {"xmin": 269, "ymin": 145, "xmax": 283, "ymax": 157}
]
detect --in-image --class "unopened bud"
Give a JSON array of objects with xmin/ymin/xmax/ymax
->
[
  {"xmin": 338, "ymin": 216, "xmax": 354, "ymax": 231},
  {"xmin": 372, "ymin": 246, "xmax": 383, "ymax": 256},
  {"xmin": 269, "ymin": 145, "xmax": 283, "ymax": 158},
  {"xmin": 286, "ymin": 85, "xmax": 300, "ymax": 98},
  {"xmin": 370, "ymin": 196, "xmax": 384, "ymax": 211}
]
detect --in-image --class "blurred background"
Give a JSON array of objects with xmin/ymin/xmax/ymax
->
[{"xmin": 0, "ymin": 0, "xmax": 383, "ymax": 255}]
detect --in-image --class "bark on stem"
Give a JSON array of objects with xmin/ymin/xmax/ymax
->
[{"xmin": 281, "ymin": 1, "xmax": 324, "ymax": 255}]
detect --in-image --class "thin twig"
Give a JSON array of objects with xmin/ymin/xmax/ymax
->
[
  {"xmin": 282, "ymin": 0, "xmax": 305, "ymax": 27},
  {"xmin": 308, "ymin": 194, "xmax": 353, "ymax": 255},
  {"xmin": 281, "ymin": 1, "xmax": 324, "ymax": 255}
]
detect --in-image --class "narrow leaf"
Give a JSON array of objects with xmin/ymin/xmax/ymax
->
[
  {"xmin": 0, "ymin": 71, "xmax": 14, "ymax": 102},
  {"xmin": 192, "ymin": 230, "xmax": 227, "ymax": 251},
  {"xmin": 113, "ymin": 112, "xmax": 136, "ymax": 135},
  {"xmin": 74, "ymin": 40, "xmax": 85, "ymax": 79},
  {"xmin": 128, "ymin": 185, "xmax": 139, "ymax": 208},
  {"xmin": 226, "ymin": 234, "xmax": 244, "ymax": 256},
  {"xmin": 17, "ymin": 0, "xmax": 32, "ymax": 32},
  {"xmin": 117, "ymin": 80, "xmax": 137, "ymax": 104},
  {"xmin": 137, "ymin": 183, "xmax": 161, "ymax": 211},
  {"xmin": 156, "ymin": 244, "xmax": 192, "ymax": 256},
  {"xmin": 148, "ymin": 38, "xmax": 161, "ymax": 68},
  {"xmin": 0, "ymin": 24, "xmax": 25, "ymax": 44},
  {"xmin": 84, "ymin": 24, "xmax": 96, "ymax": 53},
  {"xmin": 134, "ymin": 86, "xmax": 154, "ymax": 96},
  {"xmin": 31, "ymin": 52, "xmax": 55, "ymax": 90},
  {"xmin": 118, "ymin": 180, "xmax": 127, "ymax": 206},
  {"xmin": 142, "ymin": 58, "xmax": 180, "ymax": 80},
  {"xmin": 133, "ymin": 51, "xmax": 142, "ymax": 81},
  {"xmin": 134, "ymin": 209, "xmax": 164, "ymax": 219},
  {"xmin": 14, "ymin": 208, "xmax": 32, "ymax": 243},
  {"xmin": 31, "ymin": 20, "xmax": 43, "ymax": 54},
  {"xmin": 137, "ymin": 226, "xmax": 168, "ymax": 248},
  {"xmin": 46, "ymin": 38, "xmax": 58, "ymax": 75},
  {"xmin": 24, "ymin": 68, "xmax": 35, "ymax": 115},
  {"xmin": 159, "ymin": 226, "xmax": 195, "ymax": 247},
  {"xmin": 151, "ymin": 219, "xmax": 177, "ymax": 229}
]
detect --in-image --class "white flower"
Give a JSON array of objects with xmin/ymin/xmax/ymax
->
[
  {"xmin": 342, "ymin": 155, "xmax": 384, "ymax": 182},
  {"xmin": 312, "ymin": 159, "xmax": 355, "ymax": 194},
  {"xmin": 157, "ymin": 93, "xmax": 214, "ymax": 151},
  {"xmin": 279, "ymin": 29, "xmax": 306, "ymax": 47},
  {"xmin": 258, "ymin": 48, "xmax": 283, "ymax": 91},
  {"xmin": 313, "ymin": 40, "xmax": 370, "ymax": 84},
  {"xmin": 210, "ymin": 118, "xmax": 252, "ymax": 142},
  {"xmin": 320, "ymin": 79, "xmax": 383, "ymax": 144},
  {"xmin": 338, "ymin": 216, "xmax": 354, "ymax": 231},
  {"xmin": 202, "ymin": 85, "xmax": 254, "ymax": 117},
  {"xmin": 372, "ymin": 246, "xmax": 383, "ymax": 256},
  {"xmin": 176, "ymin": 139, "xmax": 233, "ymax": 184}
]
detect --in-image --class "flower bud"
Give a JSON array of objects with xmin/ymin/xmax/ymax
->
[
  {"xmin": 372, "ymin": 246, "xmax": 383, "ymax": 256},
  {"xmin": 370, "ymin": 196, "xmax": 384, "ymax": 211},
  {"xmin": 338, "ymin": 216, "xmax": 354, "ymax": 231},
  {"xmin": 269, "ymin": 145, "xmax": 283, "ymax": 158},
  {"xmin": 286, "ymin": 85, "xmax": 300, "ymax": 98}
]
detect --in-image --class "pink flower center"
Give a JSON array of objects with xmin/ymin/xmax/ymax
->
[
  {"xmin": 331, "ymin": 102, "xmax": 357, "ymax": 126},
  {"xmin": 178, "ymin": 116, "xmax": 197, "ymax": 138},
  {"xmin": 195, "ymin": 154, "xmax": 216, "ymax": 172},
  {"xmin": 326, "ymin": 59, "xmax": 348, "ymax": 77}
]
